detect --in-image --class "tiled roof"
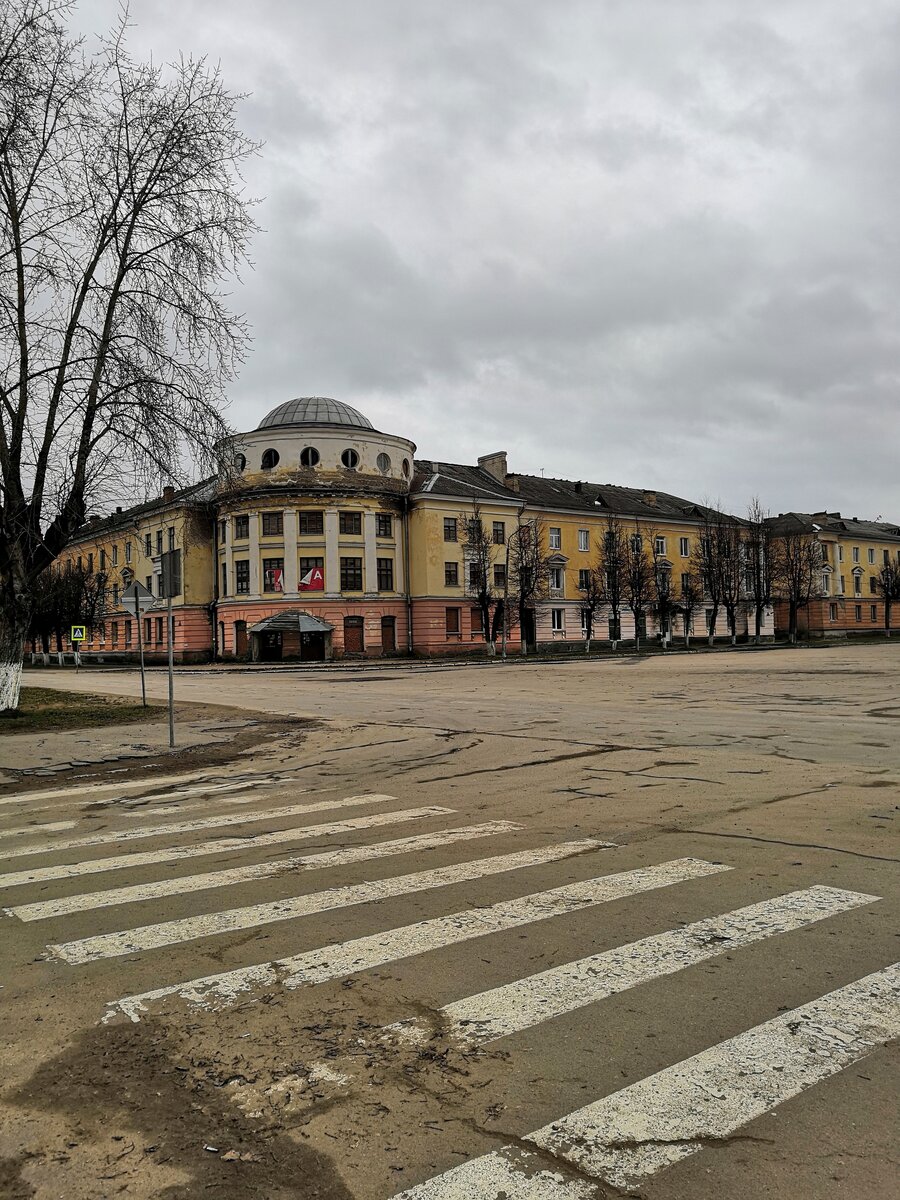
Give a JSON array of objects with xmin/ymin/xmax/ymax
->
[{"xmin": 769, "ymin": 512, "xmax": 900, "ymax": 541}]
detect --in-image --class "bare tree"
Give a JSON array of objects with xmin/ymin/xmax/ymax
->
[
  {"xmin": 875, "ymin": 558, "xmax": 900, "ymax": 637},
  {"xmin": 0, "ymin": 2, "xmax": 256, "ymax": 709},
  {"xmin": 693, "ymin": 507, "xmax": 724, "ymax": 646},
  {"xmin": 622, "ymin": 526, "xmax": 653, "ymax": 651},
  {"xmin": 28, "ymin": 560, "xmax": 107, "ymax": 654},
  {"xmin": 650, "ymin": 531, "xmax": 674, "ymax": 647},
  {"xmin": 507, "ymin": 515, "xmax": 550, "ymax": 656},
  {"xmin": 745, "ymin": 497, "xmax": 776, "ymax": 644},
  {"xmin": 774, "ymin": 531, "xmax": 823, "ymax": 643},
  {"xmin": 678, "ymin": 569, "xmax": 704, "ymax": 647},
  {"xmin": 599, "ymin": 516, "xmax": 627, "ymax": 650},
  {"xmin": 461, "ymin": 502, "xmax": 500, "ymax": 656},
  {"xmin": 577, "ymin": 551, "xmax": 605, "ymax": 653},
  {"xmin": 719, "ymin": 517, "xmax": 746, "ymax": 645}
]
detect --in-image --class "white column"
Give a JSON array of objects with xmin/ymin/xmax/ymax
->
[
  {"xmin": 364, "ymin": 510, "xmax": 378, "ymax": 597},
  {"xmin": 248, "ymin": 512, "xmax": 260, "ymax": 596},
  {"xmin": 283, "ymin": 509, "xmax": 298, "ymax": 593},
  {"xmin": 324, "ymin": 508, "xmax": 340, "ymax": 597}
]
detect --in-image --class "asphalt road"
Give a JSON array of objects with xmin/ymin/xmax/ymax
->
[{"xmin": 1, "ymin": 644, "xmax": 898, "ymax": 1199}]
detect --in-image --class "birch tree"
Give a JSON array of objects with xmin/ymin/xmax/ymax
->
[
  {"xmin": 678, "ymin": 569, "xmax": 704, "ymax": 647},
  {"xmin": 875, "ymin": 558, "xmax": 900, "ymax": 637},
  {"xmin": 745, "ymin": 497, "xmax": 776, "ymax": 643},
  {"xmin": 622, "ymin": 526, "xmax": 653, "ymax": 651},
  {"xmin": 461, "ymin": 501, "xmax": 499, "ymax": 655},
  {"xmin": 0, "ymin": 2, "xmax": 256, "ymax": 709},
  {"xmin": 599, "ymin": 516, "xmax": 627, "ymax": 650}
]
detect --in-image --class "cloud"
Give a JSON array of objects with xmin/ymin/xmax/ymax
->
[{"xmin": 71, "ymin": 0, "xmax": 900, "ymax": 518}]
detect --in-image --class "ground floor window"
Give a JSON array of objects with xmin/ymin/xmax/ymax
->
[
  {"xmin": 871, "ymin": 604, "xmax": 878, "ymax": 621},
  {"xmin": 446, "ymin": 606, "xmax": 461, "ymax": 638},
  {"xmin": 609, "ymin": 617, "xmax": 621, "ymax": 640},
  {"xmin": 855, "ymin": 605, "xmax": 862, "ymax": 622},
  {"xmin": 125, "ymin": 620, "xmax": 132, "ymax": 646},
  {"xmin": 704, "ymin": 609, "xmax": 713, "ymax": 633},
  {"xmin": 551, "ymin": 608, "xmax": 564, "ymax": 632},
  {"xmin": 829, "ymin": 603, "xmax": 838, "ymax": 622},
  {"xmin": 470, "ymin": 607, "xmax": 483, "ymax": 637},
  {"xmin": 636, "ymin": 613, "xmax": 647, "ymax": 638},
  {"xmin": 155, "ymin": 616, "xmax": 164, "ymax": 643},
  {"xmin": 111, "ymin": 622, "xmax": 118, "ymax": 645},
  {"xmin": 144, "ymin": 617, "xmax": 151, "ymax": 644}
]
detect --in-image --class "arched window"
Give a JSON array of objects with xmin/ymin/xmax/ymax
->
[
  {"xmin": 376, "ymin": 452, "xmax": 391, "ymax": 473},
  {"xmin": 401, "ymin": 458, "xmax": 411, "ymax": 478},
  {"xmin": 233, "ymin": 453, "xmax": 246, "ymax": 471},
  {"xmin": 341, "ymin": 448, "xmax": 359, "ymax": 470},
  {"xmin": 261, "ymin": 448, "xmax": 279, "ymax": 470},
  {"xmin": 300, "ymin": 446, "xmax": 320, "ymax": 468}
]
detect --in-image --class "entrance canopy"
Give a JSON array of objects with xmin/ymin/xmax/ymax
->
[{"xmin": 249, "ymin": 611, "xmax": 334, "ymax": 634}]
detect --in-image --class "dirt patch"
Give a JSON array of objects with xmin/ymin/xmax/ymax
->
[
  {"xmin": 0, "ymin": 688, "xmax": 162, "ymax": 736},
  {"xmin": 0, "ymin": 1154, "xmax": 36, "ymax": 1200},
  {"xmin": 10, "ymin": 1019, "xmax": 352, "ymax": 1200}
]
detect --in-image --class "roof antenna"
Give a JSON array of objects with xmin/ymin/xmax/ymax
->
[{"xmin": 540, "ymin": 467, "xmax": 545, "ymax": 477}]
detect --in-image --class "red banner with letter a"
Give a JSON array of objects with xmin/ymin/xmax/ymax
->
[{"xmin": 299, "ymin": 566, "xmax": 324, "ymax": 591}]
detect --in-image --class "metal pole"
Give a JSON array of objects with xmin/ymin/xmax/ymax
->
[
  {"xmin": 136, "ymin": 609, "xmax": 147, "ymax": 707},
  {"xmin": 167, "ymin": 594, "xmax": 175, "ymax": 747}
]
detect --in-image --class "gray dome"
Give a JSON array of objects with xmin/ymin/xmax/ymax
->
[{"xmin": 258, "ymin": 397, "xmax": 373, "ymax": 430}]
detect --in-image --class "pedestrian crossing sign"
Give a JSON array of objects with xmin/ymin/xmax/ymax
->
[{"xmin": 71, "ymin": 625, "xmax": 86, "ymax": 641}]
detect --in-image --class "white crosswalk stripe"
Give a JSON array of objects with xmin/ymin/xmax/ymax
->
[
  {"xmin": 0, "ymin": 819, "xmax": 76, "ymax": 840},
  {"xmin": 0, "ymin": 769, "xmax": 222, "ymax": 806},
  {"xmin": 391, "ymin": 962, "xmax": 900, "ymax": 1197},
  {"xmin": 7, "ymin": 821, "xmax": 523, "ymax": 920},
  {"xmin": 104, "ymin": 856, "xmax": 715, "ymax": 1023},
  {"xmin": 1, "ymin": 793, "xmax": 396, "ymax": 861},
  {"xmin": 50, "ymin": 839, "xmax": 610, "ymax": 963},
  {"xmin": 385, "ymin": 885, "xmax": 880, "ymax": 1046},
  {"xmin": 0, "ymin": 805, "xmax": 450, "ymax": 889}
]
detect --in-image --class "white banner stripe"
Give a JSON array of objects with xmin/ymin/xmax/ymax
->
[
  {"xmin": 1, "ymin": 794, "xmax": 396, "ymax": 861},
  {"xmin": 104, "ymin": 856, "xmax": 716, "ymax": 1024},
  {"xmin": 9, "ymin": 821, "xmax": 523, "ymax": 920},
  {"xmin": 0, "ymin": 805, "xmax": 451, "ymax": 889},
  {"xmin": 392, "ymin": 963, "xmax": 900, "ymax": 1198},
  {"xmin": 51, "ymin": 839, "xmax": 609, "ymax": 964},
  {"xmin": 387, "ymin": 885, "xmax": 880, "ymax": 1046}
]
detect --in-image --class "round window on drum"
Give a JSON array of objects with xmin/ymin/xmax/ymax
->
[
  {"xmin": 300, "ymin": 446, "xmax": 320, "ymax": 468},
  {"xmin": 401, "ymin": 458, "xmax": 411, "ymax": 478},
  {"xmin": 341, "ymin": 448, "xmax": 360, "ymax": 469},
  {"xmin": 261, "ymin": 448, "xmax": 279, "ymax": 470},
  {"xmin": 376, "ymin": 452, "xmax": 391, "ymax": 474},
  {"xmin": 233, "ymin": 452, "xmax": 246, "ymax": 472}
]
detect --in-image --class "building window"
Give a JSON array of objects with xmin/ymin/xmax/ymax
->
[
  {"xmin": 681, "ymin": 572, "xmax": 691, "ymax": 593},
  {"xmin": 884, "ymin": 549, "xmax": 891, "ymax": 566},
  {"xmin": 578, "ymin": 528, "xmax": 589, "ymax": 552},
  {"xmin": 679, "ymin": 536, "xmax": 690, "ymax": 557},
  {"xmin": 578, "ymin": 568, "xmax": 591, "ymax": 590},
  {"xmin": 234, "ymin": 514, "xmax": 249, "ymax": 539},
  {"xmin": 705, "ymin": 609, "xmax": 714, "ymax": 632},
  {"xmin": 300, "ymin": 556, "xmax": 324, "ymax": 588},
  {"xmin": 340, "ymin": 556, "xmax": 363, "ymax": 590},
  {"xmin": 111, "ymin": 583, "xmax": 119, "ymax": 607},
  {"xmin": 262, "ymin": 511, "xmax": 284, "ymax": 537},
  {"xmin": 339, "ymin": 511, "xmax": 362, "ymax": 536},
  {"xmin": 855, "ymin": 604, "xmax": 862, "ymax": 622},
  {"xmin": 549, "ymin": 527, "xmax": 561, "ymax": 550},
  {"xmin": 155, "ymin": 616, "xmax": 164, "ymax": 643},
  {"xmin": 168, "ymin": 527, "xmax": 175, "ymax": 551},
  {"xmin": 654, "ymin": 536, "xmax": 666, "ymax": 555},
  {"xmin": 493, "ymin": 521, "xmax": 505, "ymax": 545},
  {"xmin": 829, "ymin": 603, "xmax": 838, "ymax": 622},
  {"xmin": 142, "ymin": 532, "xmax": 150, "ymax": 556},
  {"xmin": 870, "ymin": 577, "xmax": 878, "ymax": 595},
  {"xmin": 470, "ymin": 607, "xmax": 483, "ymax": 636},
  {"xmin": 445, "ymin": 607, "xmax": 461, "ymax": 638},
  {"xmin": 146, "ymin": 575, "xmax": 154, "ymax": 595},
  {"xmin": 124, "ymin": 620, "xmax": 132, "ymax": 645},
  {"xmin": 854, "ymin": 575, "xmax": 862, "ymax": 596},
  {"xmin": 300, "ymin": 446, "xmax": 320, "ymax": 468},
  {"xmin": 87, "ymin": 552, "xmax": 93, "ymax": 573},
  {"xmin": 549, "ymin": 566, "xmax": 563, "ymax": 590},
  {"xmin": 839, "ymin": 575, "xmax": 846, "ymax": 594},
  {"xmin": 551, "ymin": 608, "xmax": 565, "ymax": 632},
  {"xmin": 851, "ymin": 546, "xmax": 859, "ymax": 562},
  {"xmin": 443, "ymin": 517, "xmax": 457, "ymax": 542},
  {"xmin": 125, "ymin": 541, "xmax": 132, "ymax": 563},
  {"xmin": 234, "ymin": 453, "xmax": 246, "ymax": 472},
  {"xmin": 821, "ymin": 574, "xmax": 830, "ymax": 595},
  {"xmin": 221, "ymin": 563, "xmax": 228, "ymax": 596},
  {"xmin": 377, "ymin": 558, "xmax": 394, "ymax": 591},
  {"xmin": 868, "ymin": 548, "xmax": 875, "ymax": 565},
  {"xmin": 235, "ymin": 560, "xmax": 250, "ymax": 593},
  {"xmin": 376, "ymin": 514, "xmax": 393, "ymax": 538},
  {"xmin": 263, "ymin": 558, "xmax": 284, "ymax": 592},
  {"xmin": 261, "ymin": 448, "xmax": 279, "ymax": 470},
  {"xmin": 299, "ymin": 510, "xmax": 324, "ymax": 535},
  {"xmin": 377, "ymin": 452, "xmax": 391, "ymax": 473},
  {"xmin": 445, "ymin": 562, "xmax": 459, "ymax": 586},
  {"xmin": 153, "ymin": 529, "xmax": 161, "ymax": 554},
  {"xmin": 111, "ymin": 622, "xmax": 118, "ymax": 645},
  {"xmin": 468, "ymin": 561, "xmax": 481, "ymax": 589},
  {"xmin": 143, "ymin": 617, "xmax": 151, "ymax": 643},
  {"xmin": 493, "ymin": 563, "xmax": 506, "ymax": 587},
  {"xmin": 112, "ymin": 544, "xmax": 118, "ymax": 566},
  {"xmin": 218, "ymin": 520, "xmax": 226, "ymax": 542},
  {"xmin": 630, "ymin": 533, "xmax": 643, "ymax": 553},
  {"xmin": 341, "ymin": 448, "xmax": 359, "ymax": 469},
  {"xmin": 871, "ymin": 604, "xmax": 878, "ymax": 621},
  {"xmin": 838, "ymin": 545, "xmax": 844, "ymax": 562},
  {"xmin": 99, "ymin": 549, "xmax": 106, "ymax": 570}
]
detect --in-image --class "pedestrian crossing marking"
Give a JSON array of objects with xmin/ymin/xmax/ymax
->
[
  {"xmin": 51, "ymin": 839, "xmax": 610, "ymax": 963},
  {"xmin": 0, "ymin": 769, "xmax": 222, "ymax": 807},
  {"xmin": 104, "ymin": 857, "xmax": 716, "ymax": 1023},
  {"xmin": 1, "ymin": 794, "xmax": 397, "ymax": 861},
  {"xmin": 8, "ymin": 821, "xmax": 523, "ymax": 920},
  {"xmin": 0, "ymin": 805, "xmax": 452, "ymax": 889},
  {"xmin": 385, "ymin": 885, "xmax": 879, "ymax": 1046},
  {"xmin": 391, "ymin": 962, "xmax": 900, "ymax": 1197},
  {"xmin": 0, "ymin": 819, "xmax": 76, "ymax": 841}
]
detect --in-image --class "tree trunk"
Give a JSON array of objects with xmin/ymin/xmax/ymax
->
[
  {"xmin": 754, "ymin": 604, "xmax": 763, "ymax": 644},
  {"xmin": 0, "ymin": 602, "xmax": 31, "ymax": 713}
]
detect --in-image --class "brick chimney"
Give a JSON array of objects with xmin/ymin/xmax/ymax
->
[
  {"xmin": 163, "ymin": 485, "xmax": 176, "ymax": 503},
  {"xmin": 643, "ymin": 490, "xmax": 657, "ymax": 506},
  {"xmin": 477, "ymin": 451, "xmax": 508, "ymax": 483}
]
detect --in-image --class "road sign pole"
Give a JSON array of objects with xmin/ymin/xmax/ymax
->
[
  {"xmin": 167, "ymin": 594, "xmax": 175, "ymax": 748},
  {"xmin": 136, "ymin": 611, "xmax": 147, "ymax": 707}
]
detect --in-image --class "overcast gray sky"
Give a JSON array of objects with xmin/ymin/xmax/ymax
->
[{"xmin": 75, "ymin": 1, "xmax": 900, "ymax": 518}]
